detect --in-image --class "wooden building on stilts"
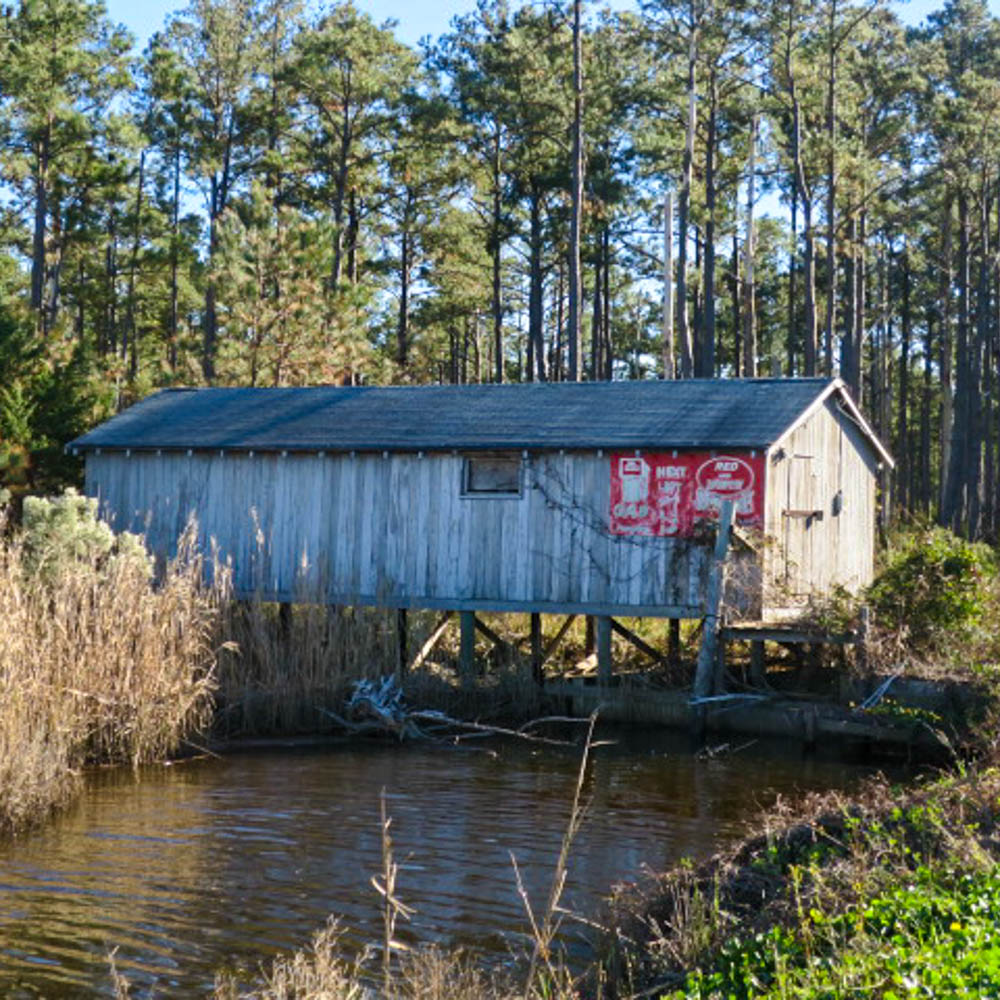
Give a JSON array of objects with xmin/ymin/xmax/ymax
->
[{"xmin": 68, "ymin": 378, "xmax": 892, "ymax": 690}]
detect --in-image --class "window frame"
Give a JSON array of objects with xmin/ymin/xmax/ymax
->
[{"xmin": 460, "ymin": 452, "xmax": 523, "ymax": 499}]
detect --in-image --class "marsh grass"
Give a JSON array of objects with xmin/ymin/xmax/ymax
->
[
  {"xmin": 213, "ymin": 603, "xmax": 557, "ymax": 737},
  {"xmin": 211, "ymin": 926, "xmax": 532, "ymax": 1000},
  {"xmin": 213, "ymin": 601, "xmax": 401, "ymax": 736},
  {"xmin": 0, "ymin": 502, "xmax": 218, "ymax": 836}
]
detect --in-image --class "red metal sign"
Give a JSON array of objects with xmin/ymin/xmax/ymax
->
[{"xmin": 609, "ymin": 451, "xmax": 765, "ymax": 537}]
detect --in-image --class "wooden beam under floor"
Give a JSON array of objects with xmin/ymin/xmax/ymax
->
[
  {"xmin": 542, "ymin": 614, "xmax": 577, "ymax": 664},
  {"xmin": 473, "ymin": 615, "xmax": 510, "ymax": 662},
  {"xmin": 610, "ymin": 618, "xmax": 663, "ymax": 665},
  {"xmin": 530, "ymin": 613, "xmax": 543, "ymax": 683},
  {"xmin": 408, "ymin": 611, "xmax": 453, "ymax": 673}
]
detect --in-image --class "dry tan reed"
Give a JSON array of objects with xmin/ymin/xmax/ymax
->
[
  {"xmin": 210, "ymin": 918, "xmax": 585, "ymax": 1000},
  {"xmin": 212, "ymin": 922, "xmax": 549, "ymax": 1000},
  {"xmin": 0, "ymin": 512, "xmax": 218, "ymax": 835},
  {"xmin": 213, "ymin": 601, "xmax": 403, "ymax": 736},
  {"xmin": 212, "ymin": 602, "xmax": 557, "ymax": 737}
]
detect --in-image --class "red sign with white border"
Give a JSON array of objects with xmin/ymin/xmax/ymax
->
[{"xmin": 609, "ymin": 451, "xmax": 764, "ymax": 537}]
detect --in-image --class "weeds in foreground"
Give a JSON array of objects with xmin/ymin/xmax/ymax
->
[
  {"xmin": 374, "ymin": 788, "xmax": 415, "ymax": 994},
  {"xmin": 212, "ymin": 925, "xmax": 528, "ymax": 1000},
  {"xmin": 515, "ymin": 711, "xmax": 599, "ymax": 996}
]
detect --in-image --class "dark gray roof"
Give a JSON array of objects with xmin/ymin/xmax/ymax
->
[{"xmin": 70, "ymin": 378, "xmax": 847, "ymax": 454}]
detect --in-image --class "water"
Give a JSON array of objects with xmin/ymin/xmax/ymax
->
[{"xmin": 0, "ymin": 730, "xmax": 895, "ymax": 996}]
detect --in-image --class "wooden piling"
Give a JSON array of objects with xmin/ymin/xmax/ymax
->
[
  {"xmin": 668, "ymin": 617, "xmax": 681, "ymax": 669},
  {"xmin": 596, "ymin": 615, "xmax": 613, "ymax": 683},
  {"xmin": 278, "ymin": 601, "xmax": 293, "ymax": 639},
  {"xmin": 749, "ymin": 639, "xmax": 766, "ymax": 686},
  {"xmin": 395, "ymin": 608, "xmax": 408, "ymax": 679},
  {"xmin": 459, "ymin": 610, "xmax": 476, "ymax": 680},
  {"xmin": 530, "ymin": 613, "xmax": 543, "ymax": 683},
  {"xmin": 692, "ymin": 500, "xmax": 736, "ymax": 736}
]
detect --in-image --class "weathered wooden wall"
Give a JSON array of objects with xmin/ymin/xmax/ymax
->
[
  {"xmin": 86, "ymin": 450, "xmax": 722, "ymax": 616},
  {"xmin": 763, "ymin": 396, "xmax": 878, "ymax": 613}
]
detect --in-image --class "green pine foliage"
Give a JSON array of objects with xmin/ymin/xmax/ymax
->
[{"xmin": 0, "ymin": 0, "xmax": 994, "ymax": 535}]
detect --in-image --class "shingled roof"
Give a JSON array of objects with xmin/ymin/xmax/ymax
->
[{"xmin": 69, "ymin": 377, "xmax": 888, "ymax": 459}]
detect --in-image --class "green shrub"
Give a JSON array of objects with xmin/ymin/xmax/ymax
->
[
  {"xmin": 21, "ymin": 488, "xmax": 150, "ymax": 583},
  {"xmin": 867, "ymin": 526, "xmax": 995, "ymax": 648}
]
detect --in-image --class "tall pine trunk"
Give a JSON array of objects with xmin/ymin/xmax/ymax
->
[
  {"xmin": 676, "ymin": 14, "xmax": 697, "ymax": 378},
  {"xmin": 742, "ymin": 114, "xmax": 757, "ymax": 377},
  {"xmin": 30, "ymin": 126, "xmax": 51, "ymax": 325},
  {"xmin": 822, "ymin": 0, "xmax": 838, "ymax": 374},
  {"xmin": 567, "ymin": 0, "xmax": 584, "ymax": 381},
  {"xmin": 528, "ymin": 184, "xmax": 546, "ymax": 382},
  {"xmin": 942, "ymin": 191, "xmax": 971, "ymax": 533},
  {"xmin": 698, "ymin": 70, "xmax": 717, "ymax": 377}
]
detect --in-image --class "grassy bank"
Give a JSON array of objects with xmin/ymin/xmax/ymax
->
[
  {"xmin": 610, "ymin": 766, "xmax": 1000, "ymax": 998},
  {"xmin": 0, "ymin": 491, "xmax": 217, "ymax": 835}
]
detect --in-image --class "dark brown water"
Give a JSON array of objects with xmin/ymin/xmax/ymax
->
[{"xmin": 0, "ymin": 730, "xmax": 894, "ymax": 997}]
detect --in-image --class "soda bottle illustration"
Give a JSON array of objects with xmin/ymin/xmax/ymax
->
[{"xmin": 619, "ymin": 456, "xmax": 650, "ymax": 503}]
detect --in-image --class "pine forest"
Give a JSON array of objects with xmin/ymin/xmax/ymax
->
[{"xmin": 0, "ymin": 0, "xmax": 998, "ymax": 540}]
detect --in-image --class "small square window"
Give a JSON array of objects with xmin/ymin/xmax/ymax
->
[{"xmin": 462, "ymin": 454, "xmax": 522, "ymax": 497}]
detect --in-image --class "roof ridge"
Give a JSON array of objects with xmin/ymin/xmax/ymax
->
[{"xmin": 149, "ymin": 376, "xmax": 834, "ymax": 393}]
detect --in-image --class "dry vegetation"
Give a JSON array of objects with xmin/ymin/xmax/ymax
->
[
  {"xmin": 209, "ymin": 931, "xmax": 557, "ymax": 1000},
  {"xmin": 211, "ymin": 603, "xmax": 554, "ymax": 738},
  {"xmin": 0, "ymin": 491, "xmax": 217, "ymax": 835},
  {"xmin": 214, "ymin": 600, "xmax": 401, "ymax": 736}
]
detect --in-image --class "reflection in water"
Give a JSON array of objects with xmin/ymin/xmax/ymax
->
[{"xmin": 0, "ymin": 729, "xmax": 894, "ymax": 996}]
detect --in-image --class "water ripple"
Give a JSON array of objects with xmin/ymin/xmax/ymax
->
[{"xmin": 0, "ymin": 730, "xmax": 891, "ymax": 996}]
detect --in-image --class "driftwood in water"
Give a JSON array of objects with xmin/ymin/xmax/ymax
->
[{"xmin": 318, "ymin": 676, "xmax": 590, "ymax": 746}]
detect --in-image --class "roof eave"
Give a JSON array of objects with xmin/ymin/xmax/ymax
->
[
  {"xmin": 767, "ymin": 378, "xmax": 895, "ymax": 468},
  {"xmin": 68, "ymin": 440, "xmax": 778, "ymax": 456}
]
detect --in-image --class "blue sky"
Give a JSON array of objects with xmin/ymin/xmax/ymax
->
[{"xmin": 107, "ymin": 0, "xmax": 1000, "ymax": 51}]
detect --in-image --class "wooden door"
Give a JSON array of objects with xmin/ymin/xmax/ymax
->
[{"xmin": 782, "ymin": 454, "xmax": 819, "ymax": 598}]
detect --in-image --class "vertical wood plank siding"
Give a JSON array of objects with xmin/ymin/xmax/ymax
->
[
  {"xmin": 86, "ymin": 450, "xmax": 720, "ymax": 615},
  {"xmin": 763, "ymin": 397, "xmax": 879, "ymax": 614}
]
